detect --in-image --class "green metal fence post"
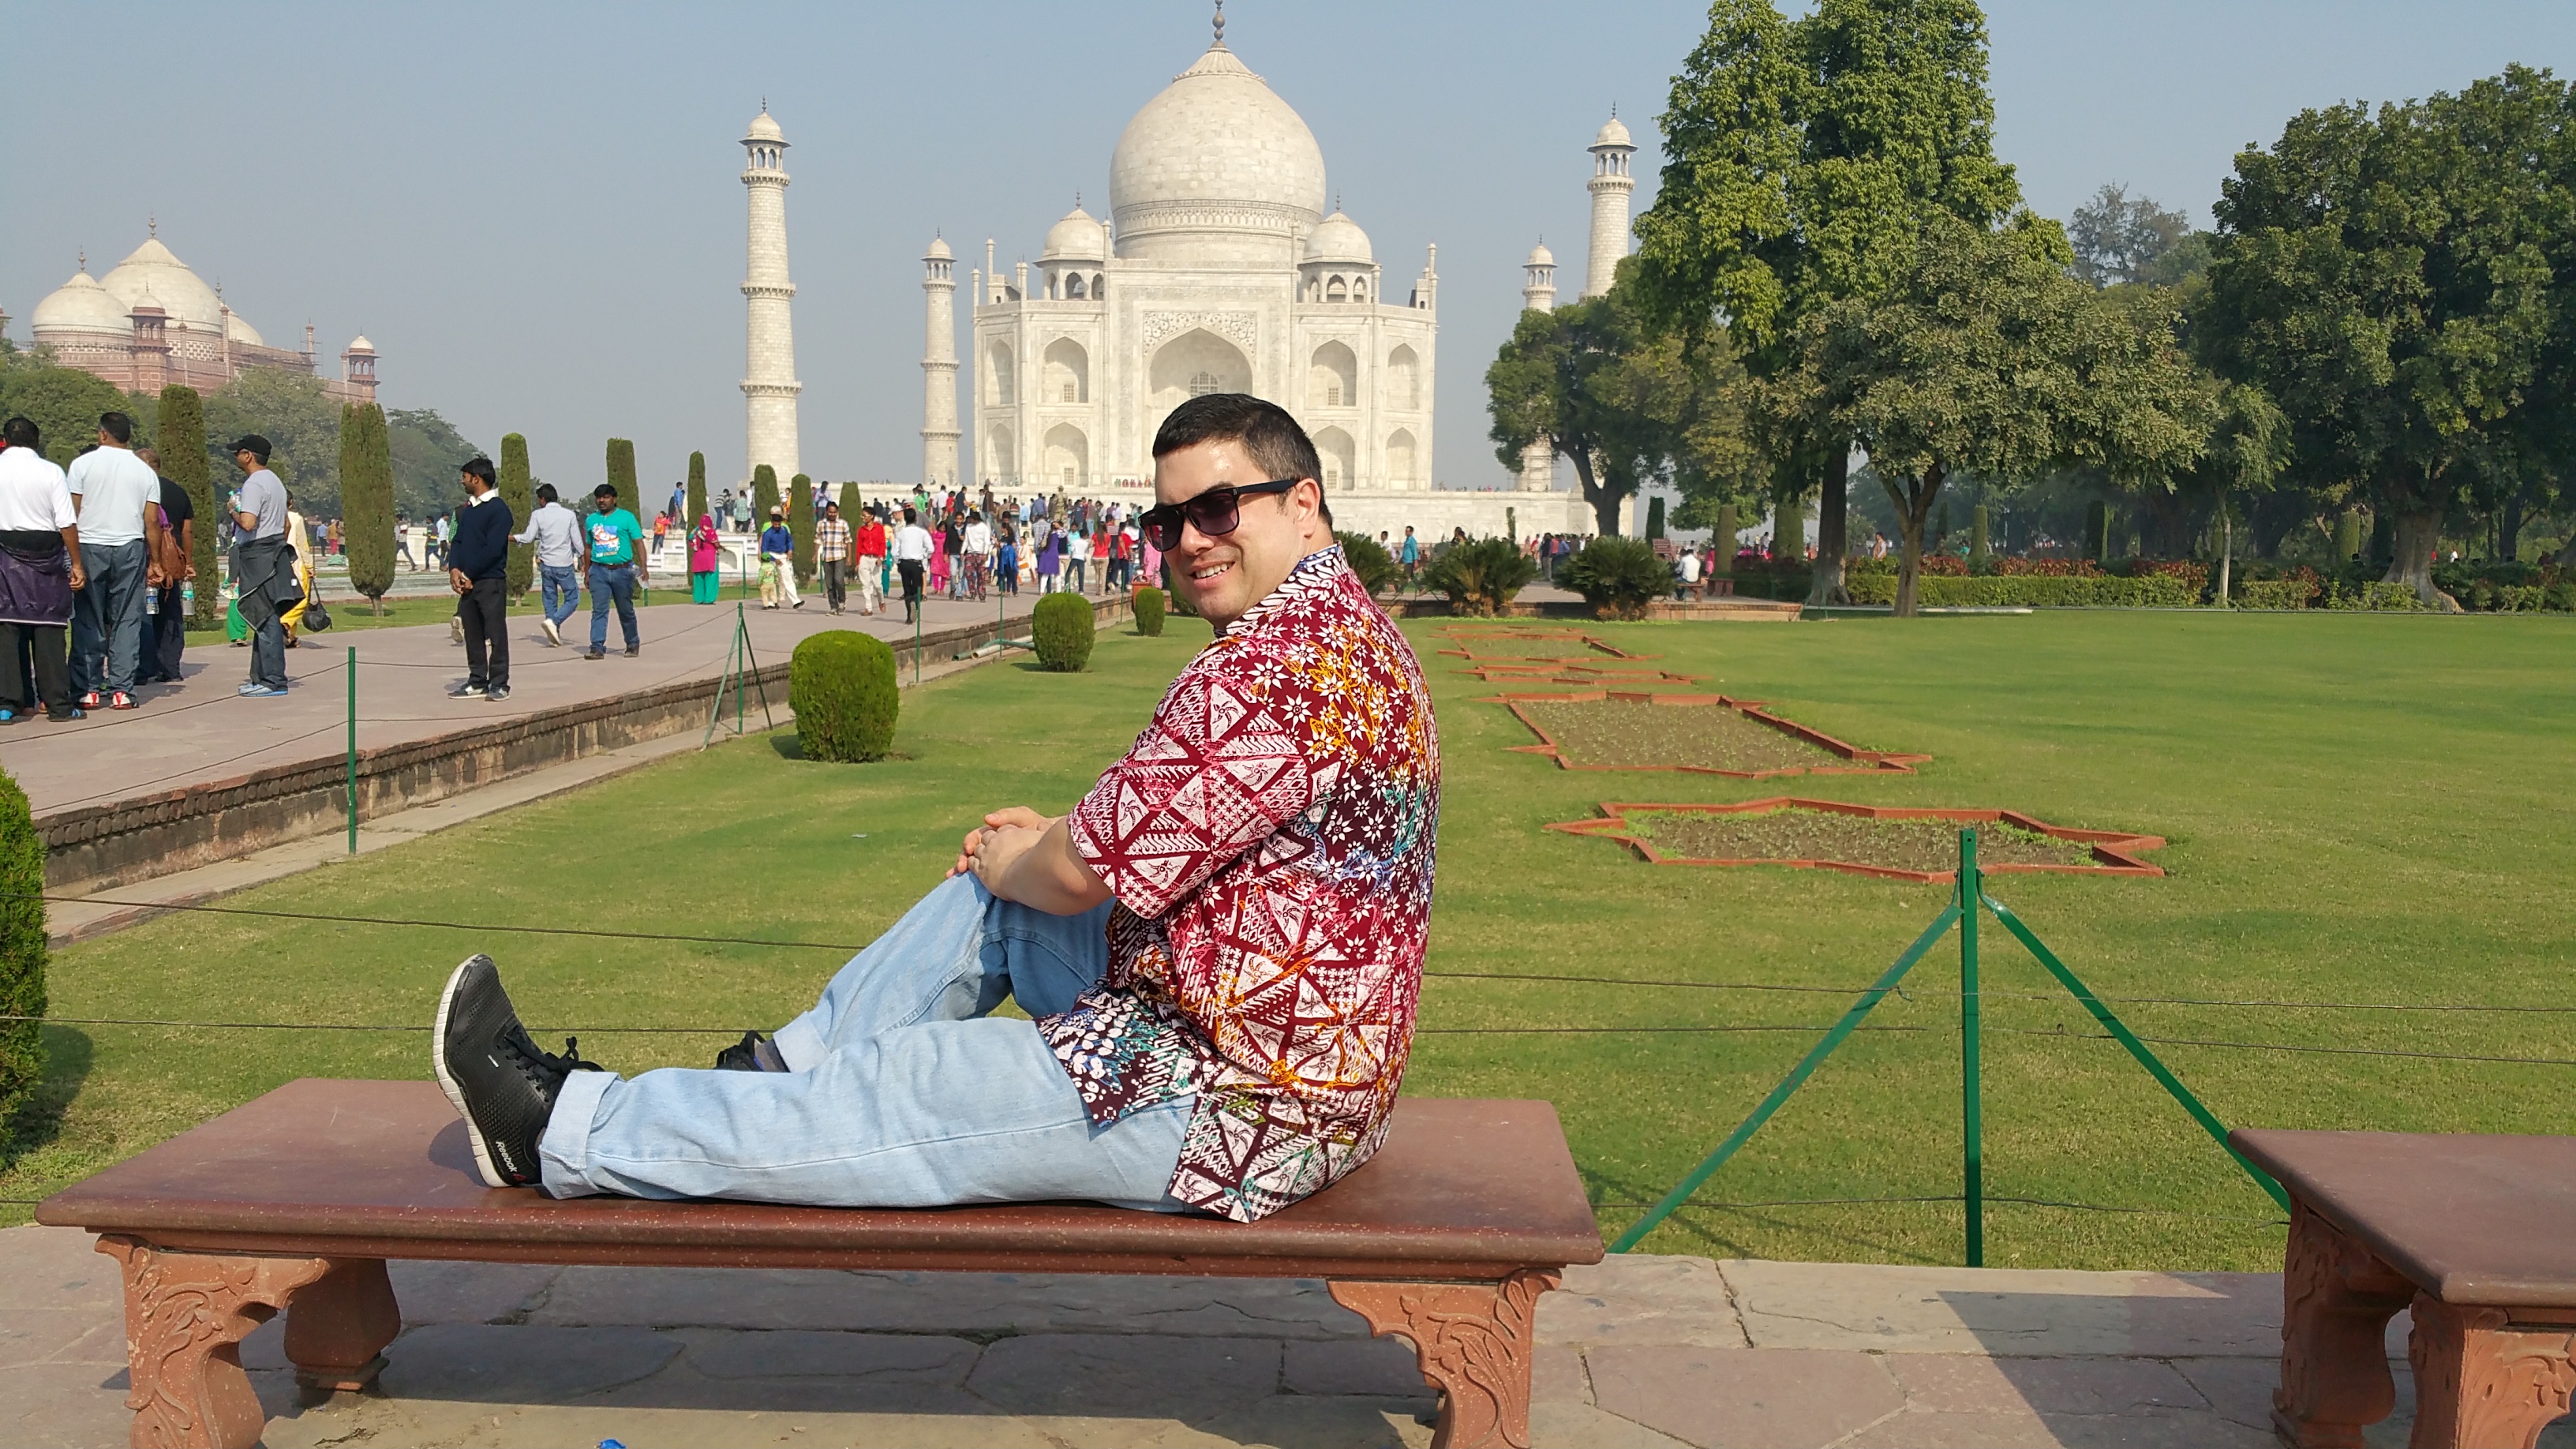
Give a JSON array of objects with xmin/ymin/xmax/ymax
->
[
  {"xmin": 734, "ymin": 602, "xmax": 747, "ymax": 735},
  {"xmin": 1610, "ymin": 903, "xmax": 1962, "ymax": 1252},
  {"xmin": 1960, "ymin": 829, "xmax": 1983, "ymax": 1267},
  {"xmin": 345, "ymin": 646, "xmax": 358, "ymax": 854}
]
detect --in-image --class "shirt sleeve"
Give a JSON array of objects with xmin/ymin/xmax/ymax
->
[{"xmin": 1067, "ymin": 648, "xmax": 1320, "ymax": 919}]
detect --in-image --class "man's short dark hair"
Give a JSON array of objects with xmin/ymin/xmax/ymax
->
[
  {"xmin": 594, "ymin": 482, "xmax": 619, "ymax": 500},
  {"xmin": 2, "ymin": 417, "xmax": 38, "ymax": 450},
  {"xmin": 1151, "ymin": 393, "xmax": 1333, "ymax": 527},
  {"xmin": 903, "ymin": 506, "xmax": 917, "ymax": 523},
  {"xmin": 99, "ymin": 411, "xmax": 134, "ymax": 444},
  {"xmin": 461, "ymin": 456, "xmax": 497, "ymax": 486},
  {"xmin": 536, "ymin": 483, "xmax": 558, "ymax": 504}
]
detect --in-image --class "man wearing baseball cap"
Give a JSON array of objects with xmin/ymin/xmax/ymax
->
[{"xmin": 229, "ymin": 436, "xmax": 297, "ymax": 696}]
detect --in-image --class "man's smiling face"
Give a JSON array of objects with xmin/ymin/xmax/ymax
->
[{"xmin": 1152, "ymin": 438, "xmax": 1325, "ymax": 630}]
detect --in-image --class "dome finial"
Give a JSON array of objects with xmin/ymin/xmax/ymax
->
[
  {"xmin": 77, "ymin": 248, "xmax": 86, "ymax": 272},
  {"xmin": 148, "ymin": 213, "xmax": 157, "ymax": 238},
  {"xmin": 1211, "ymin": 0, "xmax": 1225, "ymax": 47}
]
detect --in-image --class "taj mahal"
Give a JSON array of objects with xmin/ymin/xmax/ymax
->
[{"xmin": 736, "ymin": 9, "xmax": 1634, "ymax": 540}]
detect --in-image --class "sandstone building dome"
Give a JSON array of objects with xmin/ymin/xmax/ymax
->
[{"xmin": 28, "ymin": 266, "xmax": 128, "ymax": 333}]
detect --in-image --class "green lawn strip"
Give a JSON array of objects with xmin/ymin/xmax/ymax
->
[
  {"xmin": 181, "ymin": 583, "xmax": 721, "ymax": 644},
  {"xmin": 6, "ymin": 612, "xmax": 2571, "ymax": 1278}
]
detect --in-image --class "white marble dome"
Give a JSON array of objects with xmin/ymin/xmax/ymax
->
[
  {"xmin": 29, "ymin": 267, "xmax": 127, "ymax": 332},
  {"xmin": 1526, "ymin": 242, "xmax": 1556, "ymax": 267},
  {"xmin": 101, "ymin": 238, "xmax": 223, "ymax": 330},
  {"xmin": 1593, "ymin": 114, "xmax": 1634, "ymax": 150},
  {"xmin": 1042, "ymin": 204, "xmax": 1108, "ymax": 261},
  {"xmin": 1108, "ymin": 41, "xmax": 1326, "ymax": 262},
  {"xmin": 1304, "ymin": 209, "xmax": 1372, "ymax": 265},
  {"xmin": 744, "ymin": 107, "xmax": 784, "ymax": 144}
]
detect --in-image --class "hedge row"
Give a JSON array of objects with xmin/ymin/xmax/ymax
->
[{"xmin": 1846, "ymin": 572, "xmax": 2203, "ymax": 608}]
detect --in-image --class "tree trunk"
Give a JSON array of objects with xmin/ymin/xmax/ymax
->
[
  {"xmin": 1887, "ymin": 465, "xmax": 1943, "ymax": 618},
  {"xmin": 1807, "ymin": 442, "xmax": 1851, "ymax": 606},
  {"xmin": 1567, "ymin": 447, "xmax": 1624, "ymax": 537},
  {"xmin": 2216, "ymin": 511, "xmax": 2233, "ymax": 608},
  {"xmin": 2383, "ymin": 510, "xmax": 2460, "ymax": 610},
  {"xmin": 2499, "ymin": 495, "xmax": 2524, "ymax": 562},
  {"xmin": 371, "ymin": 595, "xmax": 383, "ymax": 618}
]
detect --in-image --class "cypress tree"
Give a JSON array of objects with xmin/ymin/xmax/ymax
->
[
  {"xmin": 2334, "ymin": 508, "xmax": 2364, "ymax": 562},
  {"xmin": 341, "ymin": 402, "xmax": 397, "ymax": 614},
  {"xmin": 752, "ymin": 465, "xmax": 780, "ymax": 531},
  {"xmin": 0, "ymin": 765, "xmax": 46, "ymax": 1131},
  {"xmin": 605, "ymin": 437, "xmax": 638, "ymax": 511},
  {"xmin": 2085, "ymin": 500, "xmax": 2111, "ymax": 562},
  {"xmin": 1646, "ymin": 496, "xmax": 1666, "ymax": 541},
  {"xmin": 500, "ymin": 434, "xmax": 535, "ymax": 596},
  {"xmin": 1712, "ymin": 503, "xmax": 1736, "ymax": 575},
  {"xmin": 789, "ymin": 473, "xmax": 817, "ymax": 586},
  {"xmin": 687, "ymin": 451, "xmax": 708, "ymax": 529},
  {"xmin": 1969, "ymin": 504, "xmax": 1991, "ymax": 567},
  {"xmin": 158, "ymin": 385, "xmax": 219, "ymax": 627}
]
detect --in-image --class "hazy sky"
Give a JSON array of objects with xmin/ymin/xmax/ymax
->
[{"xmin": 5, "ymin": 2, "xmax": 2570, "ymax": 494}]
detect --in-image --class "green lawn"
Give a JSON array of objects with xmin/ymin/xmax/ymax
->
[{"xmin": 7, "ymin": 611, "xmax": 2571, "ymax": 1272}]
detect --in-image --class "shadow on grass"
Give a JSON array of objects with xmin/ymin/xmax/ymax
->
[{"xmin": 1, "ymin": 1026, "xmax": 94, "ymax": 1173}]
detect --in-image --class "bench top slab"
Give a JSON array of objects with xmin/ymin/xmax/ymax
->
[
  {"xmin": 2231, "ymin": 1128, "xmax": 2576, "ymax": 1307},
  {"xmin": 38, "ymin": 1080, "xmax": 1605, "ymax": 1279}
]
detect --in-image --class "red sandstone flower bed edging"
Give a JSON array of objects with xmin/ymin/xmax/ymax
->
[
  {"xmin": 1433, "ymin": 627, "xmax": 1653, "ymax": 662},
  {"xmin": 1484, "ymin": 690, "xmax": 1932, "ymax": 777},
  {"xmin": 1546, "ymin": 799, "xmax": 2167, "ymax": 882},
  {"xmin": 1457, "ymin": 661, "xmax": 1706, "ymax": 685}
]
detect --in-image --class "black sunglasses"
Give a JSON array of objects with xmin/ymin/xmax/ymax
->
[{"xmin": 1139, "ymin": 479, "xmax": 1303, "ymax": 552}]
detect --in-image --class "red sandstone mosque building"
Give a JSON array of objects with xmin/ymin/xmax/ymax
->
[{"xmin": 6, "ymin": 227, "xmax": 379, "ymax": 404}]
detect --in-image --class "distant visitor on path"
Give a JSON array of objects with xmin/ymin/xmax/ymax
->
[
  {"xmin": 515, "ymin": 482, "xmax": 585, "ymax": 647},
  {"xmin": 0, "ymin": 415, "xmax": 85, "ymax": 723},
  {"xmin": 229, "ymin": 436, "xmax": 298, "ymax": 699},
  {"xmin": 66, "ymin": 410, "xmax": 158, "ymax": 711},
  {"xmin": 436, "ymin": 393, "xmax": 1441, "ymax": 1223},
  {"xmin": 445, "ymin": 456, "xmax": 514, "ymax": 703},
  {"xmin": 816, "ymin": 500, "xmax": 853, "ymax": 615},
  {"xmin": 582, "ymin": 483, "xmax": 646, "ymax": 659},
  {"xmin": 892, "ymin": 506, "xmax": 931, "ymax": 623},
  {"xmin": 759, "ymin": 508, "xmax": 803, "ymax": 611},
  {"xmin": 688, "ymin": 511, "xmax": 721, "ymax": 604}
]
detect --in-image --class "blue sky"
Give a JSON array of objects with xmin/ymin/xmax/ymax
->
[{"xmin": 3, "ymin": 1, "xmax": 2569, "ymax": 492}]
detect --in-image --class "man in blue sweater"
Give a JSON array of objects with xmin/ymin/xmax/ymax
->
[{"xmin": 446, "ymin": 457, "xmax": 515, "ymax": 702}]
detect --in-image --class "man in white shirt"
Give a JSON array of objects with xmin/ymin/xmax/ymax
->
[
  {"xmin": 229, "ymin": 436, "xmax": 297, "ymax": 696},
  {"xmin": 1676, "ymin": 545, "xmax": 1702, "ymax": 599},
  {"xmin": 0, "ymin": 417, "xmax": 86, "ymax": 722},
  {"xmin": 64, "ymin": 411, "xmax": 159, "ymax": 710},
  {"xmin": 890, "ymin": 506, "xmax": 934, "ymax": 624},
  {"xmin": 1065, "ymin": 526, "xmax": 1091, "ymax": 595},
  {"xmin": 514, "ymin": 483, "xmax": 585, "ymax": 646},
  {"xmin": 961, "ymin": 511, "xmax": 994, "ymax": 602}
]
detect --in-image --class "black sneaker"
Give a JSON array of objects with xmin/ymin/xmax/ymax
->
[
  {"xmin": 432, "ymin": 955, "xmax": 601, "ymax": 1188},
  {"xmin": 450, "ymin": 680, "xmax": 487, "ymax": 698},
  {"xmin": 713, "ymin": 1030, "xmax": 788, "ymax": 1073},
  {"xmin": 623, "ymin": 645, "xmax": 639, "ymax": 657}
]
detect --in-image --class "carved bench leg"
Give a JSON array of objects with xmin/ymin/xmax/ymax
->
[
  {"xmin": 1329, "ymin": 1268, "xmax": 1559, "ymax": 1449},
  {"xmin": 98, "ymin": 1235, "xmax": 333, "ymax": 1449},
  {"xmin": 2405, "ymin": 1295, "xmax": 2576, "ymax": 1449},
  {"xmin": 2271, "ymin": 1200, "xmax": 2414, "ymax": 1449},
  {"xmin": 283, "ymin": 1256, "xmax": 402, "ymax": 1394}
]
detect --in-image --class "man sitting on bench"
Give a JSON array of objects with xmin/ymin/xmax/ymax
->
[{"xmin": 435, "ymin": 395, "xmax": 1440, "ymax": 1223}]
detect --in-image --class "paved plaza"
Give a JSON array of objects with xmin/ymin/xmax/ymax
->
[
  {"xmin": 7, "ymin": 586, "xmax": 1089, "ymax": 821},
  {"xmin": 5, "ymin": 1222, "xmax": 2535, "ymax": 1448}
]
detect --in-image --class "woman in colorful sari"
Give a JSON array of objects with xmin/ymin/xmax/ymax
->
[
  {"xmin": 688, "ymin": 513, "xmax": 722, "ymax": 604},
  {"xmin": 927, "ymin": 522, "xmax": 951, "ymax": 599}
]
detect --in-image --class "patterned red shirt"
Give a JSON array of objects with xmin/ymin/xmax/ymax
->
[{"xmin": 1044, "ymin": 547, "xmax": 1440, "ymax": 1221}]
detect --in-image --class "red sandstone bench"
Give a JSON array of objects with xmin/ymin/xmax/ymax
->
[
  {"xmin": 2232, "ymin": 1129, "xmax": 2576, "ymax": 1448},
  {"xmin": 38, "ymin": 1079, "xmax": 1602, "ymax": 1449}
]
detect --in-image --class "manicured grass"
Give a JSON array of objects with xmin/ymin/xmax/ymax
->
[{"xmin": 6, "ymin": 611, "xmax": 2571, "ymax": 1275}]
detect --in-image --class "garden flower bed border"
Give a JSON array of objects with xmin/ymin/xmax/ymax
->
[
  {"xmin": 1545, "ymin": 799, "xmax": 2168, "ymax": 882},
  {"xmin": 1485, "ymin": 690, "xmax": 1934, "ymax": 777},
  {"xmin": 1456, "ymin": 661, "xmax": 1706, "ymax": 685},
  {"xmin": 1434, "ymin": 627, "xmax": 1653, "ymax": 662}
]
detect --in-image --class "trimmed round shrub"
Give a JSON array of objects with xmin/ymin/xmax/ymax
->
[
  {"xmin": 789, "ymin": 631, "xmax": 899, "ymax": 762},
  {"xmin": 1133, "ymin": 586, "xmax": 1166, "ymax": 636},
  {"xmin": 1032, "ymin": 591, "xmax": 1096, "ymax": 672},
  {"xmin": 1335, "ymin": 530, "xmax": 1398, "ymax": 596},
  {"xmin": 0, "ymin": 766, "xmax": 46, "ymax": 1131},
  {"xmin": 1421, "ymin": 537, "xmax": 1536, "ymax": 616},
  {"xmin": 1561, "ymin": 535, "xmax": 1670, "ymax": 620}
]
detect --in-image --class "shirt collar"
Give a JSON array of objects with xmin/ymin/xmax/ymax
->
[{"xmin": 1219, "ymin": 545, "xmax": 1347, "ymax": 642}]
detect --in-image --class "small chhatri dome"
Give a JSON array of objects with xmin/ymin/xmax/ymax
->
[
  {"xmin": 225, "ymin": 310, "xmax": 266, "ymax": 347},
  {"xmin": 744, "ymin": 104, "xmax": 784, "ymax": 144},
  {"xmin": 1593, "ymin": 112, "xmax": 1634, "ymax": 151},
  {"xmin": 924, "ymin": 235, "xmax": 954, "ymax": 260},
  {"xmin": 1304, "ymin": 209, "xmax": 1372, "ymax": 265},
  {"xmin": 1042, "ymin": 203, "xmax": 1108, "ymax": 261},
  {"xmin": 346, "ymin": 334, "xmax": 376, "ymax": 353},
  {"xmin": 1526, "ymin": 241, "xmax": 1556, "ymax": 267},
  {"xmin": 29, "ymin": 265, "xmax": 128, "ymax": 332}
]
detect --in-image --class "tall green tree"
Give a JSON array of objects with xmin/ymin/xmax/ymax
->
[
  {"xmin": 204, "ymin": 369, "xmax": 341, "ymax": 516},
  {"xmin": 2196, "ymin": 66, "xmax": 2574, "ymax": 605},
  {"xmin": 500, "ymin": 433, "xmax": 535, "ymax": 596},
  {"xmin": 752, "ymin": 465, "xmax": 781, "ymax": 534},
  {"xmin": 687, "ymin": 451, "xmax": 708, "ymax": 528},
  {"xmin": 788, "ymin": 473, "xmax": 817, "ymax": 585},
  {"xmin": 157, "ymin": 385, "xmax": 220, "ymax": 627},
  {"xmin": 385, "ymin": 408, "xmax": 488, "ymax": 523},
  {"xmin": 1634, "ymin": 0, "xmax": 2022, "ymax": 605},
  {"xmin": 605, "ymin": 437, "xmax": 638, "ymax": 513},
  {"xmin": 1805, "ymin": 213, "xmax": 2210, "ymax": 613},
  {"xmin": 0, "ymin": 358, "xmax": 135, "ymax": 464},
  {"xmin": 340, "ymin": 402, "xmax": 397, "ymax": 613},
  {"xmin": 2067, "ymin": 183, "xmax": 2203, "ymax": 288},
  {"xmin": 0, "ymin": 766, "xmax": 44, "ymax": 1132}
]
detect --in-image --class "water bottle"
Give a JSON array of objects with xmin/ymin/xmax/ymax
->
[
  {"xmin": 182, "ymin": 580, "xmax": 195, "ymax": 616},
  {"xmin": 146, "ymin": 584, "xmax": 159, "ymax": 612}
]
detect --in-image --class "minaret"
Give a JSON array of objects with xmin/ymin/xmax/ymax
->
[
  {"xmin": 739, "ymin": 103, "xmax": 802, "ymax": 483},
  {"xmin": 1585, "ymin": 109, "xmax": 1637, "ymax": 298},
  {"xmin": 921, "ymin": 237, "xmax": 959, "ymax": 489},
  {"xmin": 1518, "ymin": 242, "xmax": 1557, "ymax": 493}
]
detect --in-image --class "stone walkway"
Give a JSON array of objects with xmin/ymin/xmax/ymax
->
[
  {"xmin": 8, "ymin": 585, "xmax": 1094, "ymax": 819},
  {"xmin": 9, "ymin": 1222, "xmax": 2548, "ymax": 1448}
]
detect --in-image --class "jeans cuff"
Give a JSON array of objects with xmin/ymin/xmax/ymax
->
[
  {"xmin": 537, "ymin": 1067, "xmax": 621, "ymax": 1197},
  {"xmin": 773, "ymin": 1017, "xmax": 828, "ymax": 1073}
]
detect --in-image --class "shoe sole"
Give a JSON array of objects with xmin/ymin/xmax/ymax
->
[{"xmin": 430, "ymin": 955, "xmax": 511, "ymax": 1189}]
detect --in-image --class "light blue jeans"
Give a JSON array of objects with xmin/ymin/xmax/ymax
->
[
  {"xmin": 538, "ymin": 562, "xmax": 580, "ymax": 627},
  {"xmin": 538, "ymin": 874, "xmax": 1191, "ymax": 1209}
]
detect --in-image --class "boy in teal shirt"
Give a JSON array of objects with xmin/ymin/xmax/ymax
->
[{"xmin": 582, "ymin": 483, "xmax": 649, "ymax": 658}]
